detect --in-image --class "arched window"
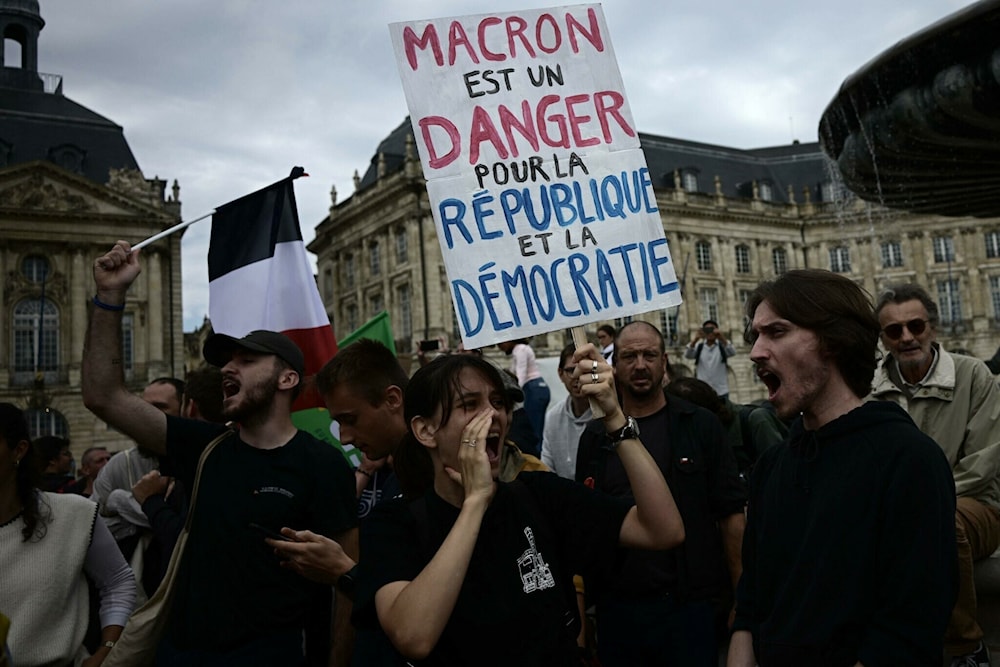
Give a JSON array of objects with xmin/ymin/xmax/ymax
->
[
  {"xmin": 13, "ymin": 298, "xmax": 59, "ymax": 384},
  {"xmin": 21, "ymin": 255, "xmax": 49, "ymax": 283},
  {"xmin": 24, "ymin": 408, "xmax": 69, "ymax": 440},
  {"xmin": 3, "ymin": 24, "xmax": 26, "ymax": 68}
]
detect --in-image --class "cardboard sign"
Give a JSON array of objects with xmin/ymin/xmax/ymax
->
[{"xmin": 390, "ymin": 5, "xmax": 681, "ymax": 348}]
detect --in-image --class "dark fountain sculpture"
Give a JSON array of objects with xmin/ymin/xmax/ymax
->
[{"xmin": 818, "ymin": 0, "xmax": 1000, "ymax": 218}]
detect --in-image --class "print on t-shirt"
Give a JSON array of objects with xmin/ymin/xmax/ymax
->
[{"xmin": 517, "ymin": 526, "xmax": 555, "ymax": 594}]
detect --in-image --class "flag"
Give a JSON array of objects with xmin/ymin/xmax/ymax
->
[
  {"xmin": 338, "ymin": 310, "xmax": 396, "ymax": 351},
  {"xmin": 208, "ymin": 168, "xmax": 337, "ymax": 411},
  {"xmin": 290, "ymin": 311, "xmax": 397, "ymax": 466}
]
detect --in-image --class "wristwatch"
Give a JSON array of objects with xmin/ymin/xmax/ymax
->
[
  {"xmin": 336, "ymin": 563, "xmax": 358, "ymax": 601},
  {"xmin": 607, "ymin": 415, "xmax": 640, "ymax": 448}
]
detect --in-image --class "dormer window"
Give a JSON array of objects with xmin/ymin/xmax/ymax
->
[
  {"xmin": 48, "ymin": 144, "xmax": 86, "ymax": 175},
  {"xmin": 758, "ymin": 182, "xmax": 773, "ymax": 202},
  {"xmin": 682, "ymin": 171, "xmax": 698, "ymax": 193},
  {"xmin": 820, "ymin": 182, "xmax": 836, "ymax": 202}
]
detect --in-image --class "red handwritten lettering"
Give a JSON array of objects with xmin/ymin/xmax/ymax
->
[{"xmin": 402, "ymin": 8, "xmax": 605, "ymax": 71}]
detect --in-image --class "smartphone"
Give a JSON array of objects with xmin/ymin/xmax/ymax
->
[
  {"xmin": 249, "ymin": 522, "xmax": 292, "ymax": 542},
  {"xmin": 419, "ymin": 339, "xmax": 440, "ymax": 352}
]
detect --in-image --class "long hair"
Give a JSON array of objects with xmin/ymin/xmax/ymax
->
[
  {"xmin": 0, "ymin": 403, "xmax": 47, "ymax": 542},
  {"xmin": 744, "ymin": 269, "xmax": 880, "ymax": 398},
  {"xmin": 394, "ymin": 355, "xmax": 513, "ymax": 498}
]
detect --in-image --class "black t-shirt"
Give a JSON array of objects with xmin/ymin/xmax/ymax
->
[
  {"xmin": 577, "ymin": 396, "xmax": 746, "ymax": 602},
  {"xmin": 165, "ymin": 416, "xmax": 358, "ymax": 650},
  {"xmin": 356, "ymin": 471, "xmax": 630, "ymax": 667},
  {"xmin": 598, "ymin": 407, "xmax": 678, "ymax": 596}
]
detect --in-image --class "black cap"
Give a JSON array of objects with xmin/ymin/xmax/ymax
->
[{"xmin": 203, "ymin": 330, "xmax": 305, "ymax": 377}]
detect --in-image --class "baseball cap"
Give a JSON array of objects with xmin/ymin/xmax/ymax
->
[{"xmin": 203, "ymin": 330, "xmax": 305, "ymax": 377}]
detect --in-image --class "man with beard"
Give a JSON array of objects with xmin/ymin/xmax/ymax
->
[
  {"xmin": 92, "ymin": 378, "xmax": 183, "ymax": 551},
  {"xmin": 575, "ymin": 321, "xmax": 746, "ymax": 667},
  {"xmin": 728, "ymin": 270, "xmax": 957, "ymax": 667},
  {"xmin": 871, "ymin": 283, "xmax": 1000, "ymax": 667},
  {"xmin": 82, "ymin": 241, "xmax": 358, "ymax": 666}
]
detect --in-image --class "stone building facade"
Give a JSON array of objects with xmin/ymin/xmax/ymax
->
[
  {"xmin": 310, "ymin": 119, "xmax": 1000, "ymax": 403},
  {"xmin": 1, "ymin": 0, "xmax": 184, "ymax": 453}
]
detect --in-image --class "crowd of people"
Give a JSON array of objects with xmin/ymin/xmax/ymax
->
[{"xmin": 0, "ymin": 241, "xmax": 996, "ymax": 667}]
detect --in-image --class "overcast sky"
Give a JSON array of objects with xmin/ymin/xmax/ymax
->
[{"xmin": 36, "ymin": 0, "xmax": 973, "ymax": 332}]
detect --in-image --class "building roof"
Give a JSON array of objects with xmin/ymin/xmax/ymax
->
[
  {"xmin": 0, "ymin": 86, "xmax": 140, "ymax": 184},
  {"xmin": 351, "ymin": 117, "xmax": 833, "ymax": 207},
  {"xmin": 0, "ymin": 0, "xmax": 139, "ymax": 185}
]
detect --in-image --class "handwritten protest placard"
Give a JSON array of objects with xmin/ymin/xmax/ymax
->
[{"xmin": 390, "ymin": 4, "xmax": 682, "ymax": 348}]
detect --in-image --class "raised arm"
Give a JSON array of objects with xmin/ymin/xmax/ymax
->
[
  {"xmin": 574, "ymin": 346, "xmax": 685, "ymax": 550},
  {"xmin": 82, "ymin": 241, "xmax": 167, "ymax": 455}
]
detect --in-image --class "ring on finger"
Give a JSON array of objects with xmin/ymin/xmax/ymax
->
[
  {"xmin": 591, "ymin": 360, "xmax": 598, "ymax": 373},
  {"xmin": 464, "ymin": 439, "xmax": 477, "ymax": 448},
  {"xmin": 591, "ymin": 372, "xmax": 600, "ymax": 384}
]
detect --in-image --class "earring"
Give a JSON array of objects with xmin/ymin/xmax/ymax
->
[{"xmin": 13, "ymin": 458, "xmax": 19, "ymax": 468}]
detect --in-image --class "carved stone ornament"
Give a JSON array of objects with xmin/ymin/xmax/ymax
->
[
  {"xmin": 107, "ymin": 168, "xmax": 153, "ymax": 204},
  {"xmin": 0, "ymin": 174, "xmax": 94, "ymax": 211}
]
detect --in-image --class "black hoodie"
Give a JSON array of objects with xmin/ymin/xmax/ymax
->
[{"xmin": 733, "ymin": 401, "xmax": 957, "ymax": 667}]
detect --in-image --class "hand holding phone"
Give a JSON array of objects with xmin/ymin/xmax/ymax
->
[{"xmin": 249, "ymin": 522, "xmax": 293, "ymax": 542}]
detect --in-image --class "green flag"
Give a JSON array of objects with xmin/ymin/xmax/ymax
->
[{"xmin": 338, "ymin": 310, "xmax": 396, "ymax": 351}]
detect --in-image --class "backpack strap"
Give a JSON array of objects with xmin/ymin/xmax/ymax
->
[{"xmin": 185, "ymin": 427, "xmax": 234, "ymax": 531}]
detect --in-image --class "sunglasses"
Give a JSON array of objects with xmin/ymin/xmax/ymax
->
[{"xmin": 881, "ymin": 318, "xmax": 929, "ymax": 340}]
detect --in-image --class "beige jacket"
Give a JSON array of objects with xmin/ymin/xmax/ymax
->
[{"xmin": 870, "ymin": 345, "xmax": 1000, "ymax": 508}]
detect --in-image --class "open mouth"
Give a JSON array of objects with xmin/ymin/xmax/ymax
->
[
  {"xmin": 757, "ymin": 367, "xmax": 781, "ymax": 399},
  {"xmin": 222, "ymin": 378, "xmax": 240, "ymax": 399},
  {"xmin": 485, "ymin": 432, "xmax": 501, "ymax": 463}
]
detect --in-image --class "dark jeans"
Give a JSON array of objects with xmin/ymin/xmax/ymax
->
[
  {"xmin": 597, "ymin": 596, "xmax": 717, "ymax": 667},
  {"xmin": 156, "ymin": 629, "xmax": 304, "ymax": 667},
  {"xmin": 521, "ymin": 377, "xmax": 551, "ymax": 443}
]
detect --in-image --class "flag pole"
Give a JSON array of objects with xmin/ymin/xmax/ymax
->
[{"xmin": 132, "ymin": 211, "xmax": 214, "ymax": 251}]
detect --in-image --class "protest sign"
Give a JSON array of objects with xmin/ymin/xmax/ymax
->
[{"xmin": 390, "ymin": 5, "xmax": 682, "ymax": 348}]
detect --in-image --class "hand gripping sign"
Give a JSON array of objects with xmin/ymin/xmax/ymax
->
[{"xmin": 390, "ymin": 4, "xmax": 681, "ymax": 350}]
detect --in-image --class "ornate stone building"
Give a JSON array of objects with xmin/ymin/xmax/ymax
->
[
  {"xmin": 310, "ymin": 119, "xmax": 1000, "ymax": 403},
  {"xmin": 1, "ymin": 0, "xmax": 184, "ymax": 452}
]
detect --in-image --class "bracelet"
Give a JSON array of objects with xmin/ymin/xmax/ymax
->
[
  {"xmin": 92, "ymin": 295, "xmax": 125, "ymax": 311},
  {"xmin": 355, "ymin": 468, "xmax": 371, "ymax": 478}
]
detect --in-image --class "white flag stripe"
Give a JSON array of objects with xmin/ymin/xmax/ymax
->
[{"xmin": 209, "ymin": 240, "xmax": 328, "ymax": 336}]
